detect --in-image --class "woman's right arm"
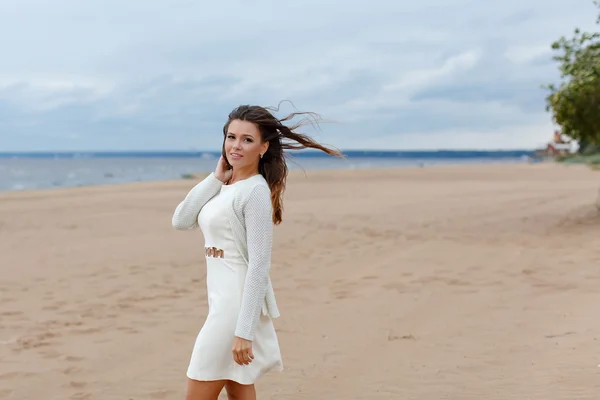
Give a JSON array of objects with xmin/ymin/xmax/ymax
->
[{"xmin": 171, "ymin": 172, "xmax": 224, "ymax": 230}]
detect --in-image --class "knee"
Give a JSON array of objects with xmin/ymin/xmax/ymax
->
[
  {"xmin": 226, "ymin": 390, "xmax": 242, "ymax": 400},
  {"xmin": 225, "ymin": 381, "xmax": 255, "ymax": 400}
]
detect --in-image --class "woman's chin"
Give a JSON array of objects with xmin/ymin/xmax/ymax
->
[{"xmin": 228, "ymin": 158, "xmax": 246, "ymax": 167}]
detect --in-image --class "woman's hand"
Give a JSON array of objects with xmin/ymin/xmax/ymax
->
[
  {"xmin": 214, "ymin": 155, "xmax": 233, "ymax": 183},
  {"xmin": 232, "ymin": 336, "xmax": 254, "ymax": 366}
]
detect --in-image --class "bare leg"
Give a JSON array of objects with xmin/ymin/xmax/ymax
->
[
  {"xmin": 185, "ymin": 378, "xmax": 226, "ymax": 400},
  {"xmin": 225, "ymin": 380, "xmax": 256, "ymax": 400}
]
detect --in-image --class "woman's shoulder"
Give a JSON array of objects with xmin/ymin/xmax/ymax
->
[
  {"xmin": 231, "ymin": 174, "xmax": 270, "ymax": 205},
  {"xmin": 230, "ymin": 176, "xmax": 271, "ymax": 219}
]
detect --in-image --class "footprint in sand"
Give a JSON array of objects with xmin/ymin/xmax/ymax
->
[
  {"xmin": 0, "ymin": 371, "xmax": 37, "ymax": 380},
  {"xmin": 0, "ymin": 297, "xmax": 15, "ymax": 305},
  {"xmin": 40, "ymin": 349, "xmax": 63, "ymax": 359},
  {"xmin": 116, "ymin": 326, "xmax": 140, "ymax": 334},
  {"xmin": 129, "ymin": 264, "xmax": 145, "ymax": 275},
  {"xmin": 361, "ymin": 275, "xmax": 378, "ymax": 281},
  {"xmin": 70, "ymin": 392, "xmax": 92, "ymax": 400},
  {"xmin": 64, "ymin": 381, "xmax": 87, "ymax": 389},
  {"xmin": 411, "ymin": 276, "xmax": 471, "ymax": 287},
  {"xmin": 63, "ymin": 366, "xmax": 84, "ymax": 375},
  {"xmin": 387, "ymin": 330, "xmax": 416, "ymax": 341},
  {"xmin": 382, "ymin": 282, "xmax": 412, "ymax": 294},
  {"xmin": 101, "ymin": 288, "xmax": 124, "ymax": 297},
  {"xmin": 330, "ymin": 280, "xmax": 351, "ymax": 299},
  {"xmin": 43, "ymin": 302, "xmax": 67, "ymax": 311},
  {"xmin": 330, "ymin": 278, "xmax": 376, "ymax": 300},
  {"xmin": 332, "ymin": 290, "xmax": 350, "ymax": 300},
  {"xmin": 72, "ymin": 327, "xmax": 103, "ymax": 334},
  {"xmin": 17, "ymin": 334, "xmax": 56, "ymax": 350},
  {"xmin": 63, "ymin": 320, "xmax": 84, "ymax": 327},
  {"xmin": 62, "ymin": 355, "xmax": 85, "ymax": 362},
  {"xmin": 0, "ymin": 310, "xmax": 23, "ymax": 317}
]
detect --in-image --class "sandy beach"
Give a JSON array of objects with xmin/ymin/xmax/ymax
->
[{"xmin": 1, "ymin": 162, "xmax": 600, "ymax": 399}]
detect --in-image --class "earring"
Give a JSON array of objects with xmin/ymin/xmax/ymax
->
[{"xmin": 260, "ymin": 153, "xmax": 263, "ymax": 159}]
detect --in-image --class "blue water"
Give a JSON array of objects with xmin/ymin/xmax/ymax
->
[{"xmin": 0, "ymin": 150, "xmax": 535, "ymax": 191}]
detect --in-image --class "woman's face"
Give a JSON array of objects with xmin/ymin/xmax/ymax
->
[{"xmin": 224, "ymin": 119, "xmax": 269, "ymax": 170}]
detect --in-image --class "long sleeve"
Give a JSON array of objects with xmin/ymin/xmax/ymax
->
[
  {"xmin": 172, "ymin": 172, "xmax": 224, "ymax": 230},
  {"xmin": 234, "ymin": 184, "xmax": 273, "ymax": 341}
]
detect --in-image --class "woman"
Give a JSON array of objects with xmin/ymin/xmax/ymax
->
[{"xmin": 171, "ymin": 104, "xmax": 342, "ymax": 400}]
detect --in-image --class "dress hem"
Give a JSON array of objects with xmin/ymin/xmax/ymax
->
[{"xmin": 186, "ymin": 362, "xmax": 284, "ymax": 385}]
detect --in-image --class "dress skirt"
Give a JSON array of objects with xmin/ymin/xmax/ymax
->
[
  {"xmin": 186, "ymin": 255, "xmax": 283, "ymax": 384},
  {"xmin": 186, "ymin": 184, "xmax": 283, "ymax": 385}
]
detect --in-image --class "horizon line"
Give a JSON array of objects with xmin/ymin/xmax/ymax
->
[{"xmin": 0, "ymin": 148, "xmax": 538, "ymax": 154}]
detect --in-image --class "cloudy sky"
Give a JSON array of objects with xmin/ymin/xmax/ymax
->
[{"xmin": 1, "ymin": 0, "xmax": 598, "ymax": 151}]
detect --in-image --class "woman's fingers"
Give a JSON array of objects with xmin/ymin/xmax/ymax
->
[
  {"xmin": 241, "ymin": 350, "xmax": 251, "ymax": 365},
  {"xmin": 232, "ymin": 337, "xmax": 254, "ymax": 366},
  {"xmin": 232, "ymin": 349, "xmax": 253, "ymax": 365}
]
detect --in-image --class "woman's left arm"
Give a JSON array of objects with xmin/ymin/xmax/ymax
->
[{"xmin": 234, "ymin": 184, "xmax": 273, "ymax": 342}]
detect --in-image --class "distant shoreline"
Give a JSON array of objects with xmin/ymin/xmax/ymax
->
[
  {"xmin": 0, "ymin": 156, "xmax": 536, "ymax": 194},
  {"xmin": 0, "ymin": 149, "xmax": 535, "ymax": 159}
]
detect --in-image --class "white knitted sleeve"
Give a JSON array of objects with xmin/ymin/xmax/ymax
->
[
  {"xmin": 234, "ymin": 183, "xmax": 273, "ymax": 341},
  {"xmin": 172, "ymin": 173, "xmax": 223, "ymax": 230}
]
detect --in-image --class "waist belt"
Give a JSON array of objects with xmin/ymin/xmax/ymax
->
[{"xmin": 205, "ymin": 246, "xmax": 224, "ymax": 258}]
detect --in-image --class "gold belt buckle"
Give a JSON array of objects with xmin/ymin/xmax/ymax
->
[{"xmin": 205, "ymin": 246, "xmax": 224, "ymax": 258}]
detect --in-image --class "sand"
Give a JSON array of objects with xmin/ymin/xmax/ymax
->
[{"xmin": 1, "ymin": 162, "xmax": 600, "ymax": 399}]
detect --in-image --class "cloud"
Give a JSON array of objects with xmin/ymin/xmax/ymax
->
[{"xmin": 0, "ymin": 0, "xmax": 598, "ymax": 151}]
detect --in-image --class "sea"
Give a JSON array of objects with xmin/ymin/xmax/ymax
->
[{"xmin": 0, "ymin": 150, "xmax": 536, "ymax": 192}]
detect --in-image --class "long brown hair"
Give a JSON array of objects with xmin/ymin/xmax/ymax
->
[{"xmin": 222, "ymin": 104, "xmax": 343, "ymax": 225}]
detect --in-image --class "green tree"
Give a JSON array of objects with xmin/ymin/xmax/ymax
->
[{"xmin": 544, "ymin": 1, "xmax": 600, "ymax": 152}]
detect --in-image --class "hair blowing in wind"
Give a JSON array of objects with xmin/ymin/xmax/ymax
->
[{"xmin": 222, "ymin": 104, "xmax": 344, "ymax": 225}]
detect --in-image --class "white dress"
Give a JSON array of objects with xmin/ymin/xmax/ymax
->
[{"xmin": 186, "ymin": 180, "xmax": 283, "ymax": 384}]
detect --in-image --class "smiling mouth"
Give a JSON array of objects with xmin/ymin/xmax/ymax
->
[{"xmin": 230, "ymin": 153, "xmax": 243, "ymax": 159}]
